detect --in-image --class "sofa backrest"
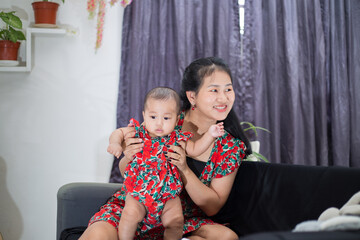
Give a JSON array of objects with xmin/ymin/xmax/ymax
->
[
  {"xmin": 57, "ymin": 182, "xmax": 121, "ymax": 240},
  {"xmin": 211, "ymin": 161, "xmax": 360, "ymax": 236}
]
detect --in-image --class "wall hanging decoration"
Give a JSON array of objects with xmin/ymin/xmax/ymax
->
[{"xmin": 87, "ymin": 0, "xmax": 132, "ymax": 50}]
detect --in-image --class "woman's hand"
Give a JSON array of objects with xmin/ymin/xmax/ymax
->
[
  {"xmin": 165, "ymin": 144, "xmax": 189, "ymax": 174},
  {"xmin": 122, "ymin": 127, "xmax": 144, "ymax": 159},
  {"xmin": 118, "ymin": 128, "xmax": 143, "ymax": 176}
]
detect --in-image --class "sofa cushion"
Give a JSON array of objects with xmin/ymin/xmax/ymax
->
[{"xmin": 211, "ymin": 161, "xmax": 360, "ymax": 236}]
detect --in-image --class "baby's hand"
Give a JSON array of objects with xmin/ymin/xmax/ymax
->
[
  {"xmin": 107, "ymin": 143, "xmax": 123, "ymax": 158},
  {"xmin": 209, "ymin": 122, "xmax": 225, "ymax": 137}
]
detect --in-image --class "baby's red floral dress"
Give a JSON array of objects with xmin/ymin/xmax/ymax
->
[
  {"xmin": 88, "ymin": 112, "xmax": 246, "ymax": 239},
  {"xmin": 123, "ymin": 118, "xmax": 193, "ymax": 229}
]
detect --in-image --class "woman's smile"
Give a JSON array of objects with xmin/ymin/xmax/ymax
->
[{"xmin": 213, "ymin": 105, "xmax": 227, "ymax": 112}]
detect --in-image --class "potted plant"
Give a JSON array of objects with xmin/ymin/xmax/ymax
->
[
  {"xmin": 0, "ymin": 11, "xmax": 26, "ymax": 63},
  {"xmin": 32, "ymin": 0, "xmax": 65, "ymax": 27},
  {"xmin": 241, "ymin": 121, "xmax": 271, "ymax": 162}
]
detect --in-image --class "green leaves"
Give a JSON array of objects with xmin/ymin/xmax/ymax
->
[
  {"xmin": 9, "ymin": 27, "xmax": 26, "ymax": 42},
  {"xmin": 241, "ymin": 121, "xmax": 271, "ymax": 162},
  {"xmin": 250, "ymin": 152, "xmax": 269, "ymax": 163},
  {"xmin": 0, "ymin": 11, "xmax": 26, "ymax": 43},
  {"xmin": 0, "ymin": 11, "xmax": 22, "ymax": 29},
  {"xmin": 240, "ymin": 121, "xmax": 271, "ymax": 137}
]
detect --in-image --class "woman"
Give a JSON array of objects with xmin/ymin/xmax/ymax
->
[{"xmin": 80, "ymin": 57, "xmax": 251, "ymax": 240}]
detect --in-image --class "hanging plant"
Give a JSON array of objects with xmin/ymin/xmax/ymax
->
[{"xmin": 87, "ymin": 0, "xmax": 133, "ymax": 50}]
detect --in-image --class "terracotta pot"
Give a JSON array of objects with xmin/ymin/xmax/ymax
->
[
  {"xmin": 32, "ymin": 1, "xmax": 59, "ymax": 25},
  {"xmin": 0, "ymin": 40, "xmax": 21, "ymax": 61}
]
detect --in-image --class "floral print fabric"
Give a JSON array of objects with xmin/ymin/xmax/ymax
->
[
  {"xmin": 88, "ymin": 112, "xmax": 246, "ymax": 239},
  {"xmin": 123, "ymin": 118, "xmax": 193, "ymax": 229}
]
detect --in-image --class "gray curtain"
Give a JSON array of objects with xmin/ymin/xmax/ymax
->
[
  {"xmin": 243, "ymin": 0, "xmax": 360, "ymax": 167},
  {"xmin": 110, "ymin": 0, "xmax": 243, "ymax": 182}
]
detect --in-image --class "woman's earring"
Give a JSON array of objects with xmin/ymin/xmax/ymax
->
[{"xmin": 191, "ymin": 104, "xmax": 196, "ymax": 110}]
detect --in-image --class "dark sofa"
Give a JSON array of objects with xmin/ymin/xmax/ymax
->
[{"xmin": 57, "ymin": 161, "xmax": 360, "ymax": 239}]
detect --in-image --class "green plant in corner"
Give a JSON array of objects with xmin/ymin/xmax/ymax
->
[
  {"xmin": 241, "ymin": 121, "xmax": 271, "ymax": 162},
  {"xmin": 0, "ymin": 11, "xmax": 26, "ymax": 42}
]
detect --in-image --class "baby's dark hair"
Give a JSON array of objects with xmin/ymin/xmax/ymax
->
[{"xmin": 144, "ymin": 87, "xmax": 181, "ymax": 114}]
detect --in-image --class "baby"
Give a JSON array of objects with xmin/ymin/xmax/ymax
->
[{"xmin": 107, "ymin": 87, "xmax": 224, "ymax": 239}]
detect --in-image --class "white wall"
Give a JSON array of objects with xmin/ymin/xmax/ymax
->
[{"xmin": 0, "ymin": 1, "xmax": 124, "ymax": 239}]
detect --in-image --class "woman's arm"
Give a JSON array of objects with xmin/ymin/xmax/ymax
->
[
  {"xmin": 167, "ymin": 145, "xmax": 237, "ymax": 216},
  {"xmin": 182, "ymin": 165, "xmax": 237, "ymax": 216}
]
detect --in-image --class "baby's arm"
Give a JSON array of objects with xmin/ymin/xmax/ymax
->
[
  {"xmin": 107, "ymin": 126, "xmax": 133, "ymax": 158},
  {"xmin": 185, "ymin": 122, "xmax": 224, "ymax": 157}
]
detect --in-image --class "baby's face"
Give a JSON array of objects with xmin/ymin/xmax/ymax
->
[{"xmin": 143, "ymin": 98, "xmax": 179, "ymax": 137}]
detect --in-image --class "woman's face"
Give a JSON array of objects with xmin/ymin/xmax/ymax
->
[{"xmin": 191, "ymin": 70, "xmax": 235, "ymax": 121}]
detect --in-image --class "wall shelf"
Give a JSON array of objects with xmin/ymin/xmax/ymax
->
[{"xmin": 0, "ymin": 27, "xmax": 66, "ymax": 72}]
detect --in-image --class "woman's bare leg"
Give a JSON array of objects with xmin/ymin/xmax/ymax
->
[
  {"xmin": 118, "ymin": 194, "xmax": 146, "ymax": 240},
  {"xmin": 79, "ymin": 221, "xmax": 118, "ymax": 240},
  {"xmin": 188, "ymin": 224, "xmax": 238, "ymax": 240},
  {"xmin": 161, "ymin": 196, "xmax": 184, "ymax": 240}
]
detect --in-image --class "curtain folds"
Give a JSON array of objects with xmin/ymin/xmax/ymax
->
[
  {"xmin": 111, "ymin": 0, "xmax": 360, "ymax": 182},
  {"xmin": 324, "ymin": 0, "xmax": 360, "ymax": 167},
  {"xmin": 110, "ymin": 0, "xmax": 242, "ymax": 182},
  {"xmin": 244, "ymin": 0, "xmax": 360, "ymax": 166}
]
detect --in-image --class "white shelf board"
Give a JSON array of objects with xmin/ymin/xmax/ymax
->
[
  {"xmin": 28, "ymin": 27, "xmax": 66, "ymax": 36},
  {"xmin": 0, "ymin": 63, "xmax": 27, "ymax": 72}
]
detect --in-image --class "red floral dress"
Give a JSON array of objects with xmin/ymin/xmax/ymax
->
[
  {"xmin": 123, "ymin": 118, "xmax": 193, "ymax": 228},
  {"xmin": 88, "ymin": 112, "xmax": 246, "ymax": 239}
]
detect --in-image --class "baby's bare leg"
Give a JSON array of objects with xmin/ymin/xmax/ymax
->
[
  {"xmin": 118, "ymin": 194, "xmax": 146, "ymax": 240},
  {"xmin": 161, "ymin": 196, "xmax": 184, "ymax": 240}
]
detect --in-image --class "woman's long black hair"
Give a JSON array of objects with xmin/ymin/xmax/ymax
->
[{"xmin": 179, "ymin": 57, "xmax": 252, "ymax": 156}]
